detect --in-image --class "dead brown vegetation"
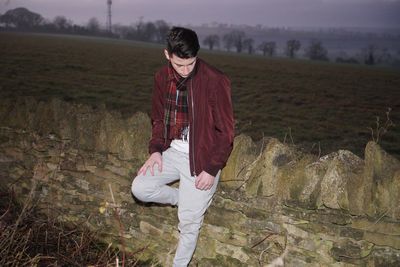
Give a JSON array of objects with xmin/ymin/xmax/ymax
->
[{"xmin": 0, "ymin": 185, "xmax": 144, "ymax": 267}]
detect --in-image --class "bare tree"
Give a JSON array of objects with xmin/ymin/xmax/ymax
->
[
  {"xmin": 305, "ymin": 40, "xmax": 329, "ymax": 61},
  {"xmin": 258, "ymin": 41, "xmax": 276, "ymax": 56},
  {"xmin": 243, "ymin": 38, "xmax": 254, "ymax": 54},
  {"xmin": 134, "ymin": 20, "xmax": 158, "ymax": 41},
  {"xmin": 223, "ymin": 30, "xmax": 246, "ymax": 53},
  {"xmin": 113, "ymin": 23, "xmax": 132, "ymax": 39},
  {"xmin": 53, "ymin": 16, "xmax": 72, "ymax": 31},
  {"xmin": 134, "ymin": 20, "xmax": 145, "ymax": 40},
  {"xmin": 231, "ymin": 30, "xmax": 246, "ymax": 53},
  {"xmin": 363, "ymin": 44, "xmax": 377, "ymax": 65},
  {"xmin": 286, "ymin": 39, "xmax": 301, "ymax": 58},
  {"xmin": 222, "ymin": 33, "xmax": 234, "ymax": 52},
  {"xmin": 155, "ymin": 20, "xmax": 170, "ymax": 43},
  {"xmin": 143, "ymin": 21, "xmax": 157, "ymax": 41},
  {"xmin": 87, "ymin": 17, "xmax": 100, "ymax": 34},
  {"xmin": 203, "ymin": 34, "xmax": 220, "ymax": 50}
]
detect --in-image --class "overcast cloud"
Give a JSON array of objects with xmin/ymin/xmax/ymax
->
[{"xmin": 1, "ymin": 0, "xmax": 400, "ymax": 28}]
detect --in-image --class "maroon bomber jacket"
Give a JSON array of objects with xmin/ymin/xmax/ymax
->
[{"xmin": 148, "ymin": 58, "xmax": 234, "ymax": 177}]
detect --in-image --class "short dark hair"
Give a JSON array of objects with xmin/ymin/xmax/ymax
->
[{"xmin": 166, "ymin": 27, "xmax": 200, "ymax": 58}]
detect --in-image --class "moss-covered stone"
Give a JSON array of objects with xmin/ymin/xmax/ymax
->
[{"xmin": 220, "ymin": 134, "xmax": 257, "ymax": 189}]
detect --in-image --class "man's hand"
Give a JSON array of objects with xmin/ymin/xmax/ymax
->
[
  {"xmin": 138, "ymin": 152, "xmax": 162, "ymax": 176},
  {"xmin": 195, "ymin": 171, "xmax": 215, "ymax": 190}
]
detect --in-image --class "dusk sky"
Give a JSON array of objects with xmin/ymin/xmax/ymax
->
[{"xmin": 1, "ymin": 0, "xmax": 400, "ymax": 28}]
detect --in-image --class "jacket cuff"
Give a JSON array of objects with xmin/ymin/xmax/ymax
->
[
  {"xmin": 149, "ymin": 144, "xmax": 163, "ymax": 155},
  {"xmin": 204, "ymin": 164, "xmax": 220, "ymax": 177}
]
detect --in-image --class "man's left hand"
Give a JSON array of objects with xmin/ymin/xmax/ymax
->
[{"xmin": 195, "ymin": 171, "xmax": 215, "ymax": 191}]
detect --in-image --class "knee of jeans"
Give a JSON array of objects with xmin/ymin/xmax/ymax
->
[
  {"xmin": 178, "ymin": 219, "xmax": 202, "ymax": 234},
  {"xmin": 131, "ymin": 176, "xmax": 148, "ymax": 201},
  {"xmin": 178, "ymin": 212, "xmax": 203, "ymax": 232}
]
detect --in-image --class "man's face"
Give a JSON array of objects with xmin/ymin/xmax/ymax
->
[{"xmin": 164, "ymin": 50, "xmax": 197, "ymax": 78}]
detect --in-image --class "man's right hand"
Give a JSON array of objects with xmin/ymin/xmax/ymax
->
[{"xmin": 137, "ymin": 152, "xmax": 162, "ymax": 176}]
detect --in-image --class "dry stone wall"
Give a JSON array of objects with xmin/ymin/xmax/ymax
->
[{"xmin": 1, "ymin": 97, "xmax": 399, "ymax": 266}]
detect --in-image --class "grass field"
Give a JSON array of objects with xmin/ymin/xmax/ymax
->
[{"xmin": 1, "ymin": 32, "xmax": 400, "ymax": 158}]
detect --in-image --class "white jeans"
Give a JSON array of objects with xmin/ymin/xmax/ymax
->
[{"xmin": 131, "ymin": 147, "xmax": 220, "ymax": 267}]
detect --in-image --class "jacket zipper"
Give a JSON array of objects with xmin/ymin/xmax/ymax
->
[{"xmin": 190, "ymin": 79, "xmax": 197, "ymax": 177}]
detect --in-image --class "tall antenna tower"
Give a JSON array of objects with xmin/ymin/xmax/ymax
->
[{"xmin": 106, "ymin": 0, "xmax": 112, "ymax": 33}]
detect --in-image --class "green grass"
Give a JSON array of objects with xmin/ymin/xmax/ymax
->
[{"xmin": 1, "ymin": 32, "xmax": 400, "ymax": 158}]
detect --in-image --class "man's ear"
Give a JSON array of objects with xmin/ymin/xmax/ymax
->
[{"xmin": 164, "ymin": 49, "xmax": 171, "ymax": 61}]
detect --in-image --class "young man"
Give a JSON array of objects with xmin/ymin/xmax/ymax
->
[{"xmin": 131, "ymin": 27, "xmax": 234, "ymax": 266}]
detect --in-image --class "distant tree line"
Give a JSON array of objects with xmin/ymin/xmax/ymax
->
[
  {"xmin": 0, "ymin": 7, "xmax": 170, "ymax": 43},
  {"xmin": 201, "ymin": 29, "xmax": 397, "ymax": 66},
  {"xmin": 204, "ymin": 30, "xmax": 328, "ymax": 61},
  {"xmin": 0, "ymin": 8, "xmax": 101, "ymax": 36},
  {"xmin": 1, "ymin": 7, "xmax": 397, "ymax": 66}
]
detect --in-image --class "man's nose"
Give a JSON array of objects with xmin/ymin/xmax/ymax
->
[{"xmin": 182, "ymin": 66, "xmax": 190, "ymax": 75}]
